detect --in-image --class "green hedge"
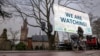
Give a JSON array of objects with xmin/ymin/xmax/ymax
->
[{"xmin": 15, "ymin": 42, "xmax": 27, "ymax": 50}]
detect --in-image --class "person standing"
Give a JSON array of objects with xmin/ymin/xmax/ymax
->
[{"xmin": 77, "ymin": 26, "xmax": 84, "ymax": 39}]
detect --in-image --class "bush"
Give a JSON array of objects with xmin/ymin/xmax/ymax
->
[
  {"xmin": 40, "ymin": 46, "xmax": 44, "ymax": 50},
  {"xmin": 15, "ymin": 42, "xmax": 27, "ymax": 50},
  {"xmin": 35, "ymin": 46, "xmax": 39, "ymax": 50}
]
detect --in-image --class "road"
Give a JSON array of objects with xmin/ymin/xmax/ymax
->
[{"xmin": 0, "ymin": 50, "xmax": 100, "ymax": 56}]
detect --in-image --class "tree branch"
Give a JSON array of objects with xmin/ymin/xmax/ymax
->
[{"xmin": 30, "ymin": 0, "xmax": 47, "ymax": 17}]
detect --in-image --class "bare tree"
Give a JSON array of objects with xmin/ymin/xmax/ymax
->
[
  {"xmin": 92, "ymin": 18, "xmax": 100, "ymax": 38},
  {"xmin": 9, "ymin": 28, "xmax": 19, "ymax": 50},
  {"xmin": 0, "ymin": 0, "xmax": 11, "ymax": 20},
  {"xmin": 6, "ymin": 0, "xmax": 100, "ymax": 50},
  {"xmin": 6, "ymin": 0, "xmax": 56, "ymax": 50}
]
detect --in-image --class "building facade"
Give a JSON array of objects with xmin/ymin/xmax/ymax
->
[
  {"xmin": 20, "ymin": 19, "xmax": 28, "ymax": 42},
  {"xmin": 31, "ymin": 35, "xmax": 49, "ymax": 50},
  {"xmin": 0, "ymin": 29, "xmax": 11, "ymax": 50},
  {"xmin": 27, "ymin": 34, "xmax": 59, "ymax": 50}
]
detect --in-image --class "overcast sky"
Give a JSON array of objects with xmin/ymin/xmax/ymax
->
[{"xmin": 0, "ymin": 0, "xmax": 100, "ymax": 42}]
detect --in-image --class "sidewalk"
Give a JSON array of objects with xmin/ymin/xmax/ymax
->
[
  {"xmin": 0, "ymin": 50, "xmax": 99, "ymax": 53},
  {"xmin": 0, "ymin": 50, "xmax": 100, "ymax": 56}
]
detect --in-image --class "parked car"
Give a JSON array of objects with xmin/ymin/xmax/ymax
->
[
  {"xmin": 56, "ymin": 42, "xmax": 72, "ymax": 50},
  {"xmin": 86, "ymin": 35, "xmax": 98, "ymax": 49}
]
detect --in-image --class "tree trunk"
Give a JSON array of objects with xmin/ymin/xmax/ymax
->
[{"xmin": 48, "ymin": 33, "xmax": 55, "ymax": 50}]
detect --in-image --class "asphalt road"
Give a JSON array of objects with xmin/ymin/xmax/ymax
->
[{"xmin": 0, "ymin": 50, "xmax": 100, "ymax": 56}]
